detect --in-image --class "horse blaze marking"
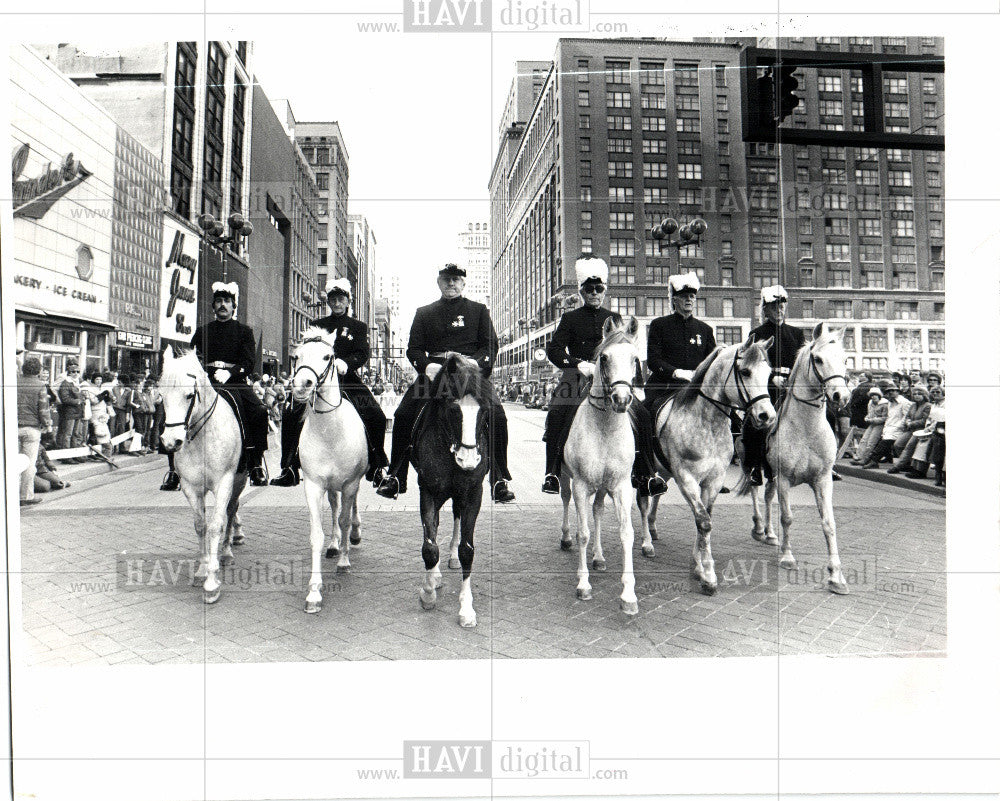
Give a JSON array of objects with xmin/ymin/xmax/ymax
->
[{"xmin": 403, "ymin": 741, "xmax": 491, "ymax": 778}]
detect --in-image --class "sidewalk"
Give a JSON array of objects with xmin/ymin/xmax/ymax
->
[{"xmin": 835, "ymin": 457, "xmax": 945, "ymax": 498}]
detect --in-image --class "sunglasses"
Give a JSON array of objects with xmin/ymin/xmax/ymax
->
[{"xmin": 582, "ymin": 285, "xmax": 606, "ymax": 295}]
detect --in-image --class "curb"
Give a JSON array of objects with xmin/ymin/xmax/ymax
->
[
  {"xmin": 835, "ymin": 462, "xmax": 946, "ymax": 498},
  {"xmin": 54, "ymin": 451, "xmax": 164, "ymax": 484}
]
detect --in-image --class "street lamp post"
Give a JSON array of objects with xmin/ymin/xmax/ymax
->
[
  {"xmin": 197, "ymin": 211, "xmax": 254, "ymax": 284},
  {"xmin": 518, "ymin": 317, "xmax": 535, "ymax": 382},
  {"xmin": 650, "ymin": 216, "xmax": 708, "ymax": 256}
]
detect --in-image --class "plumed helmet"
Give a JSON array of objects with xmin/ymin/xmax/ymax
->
[
  {"xmin": 325, "ymin": 276, "xmax": 352, "ymax": 298},
  {"xmin": 667, "ymin": 271, "xmax": 701, "ymax": 305},
  {"xmin": 211, "ymin": 281, "xmax": 239, "ymax": 308},
  {"xmin": 575, "ymin": 255, "xmax": 609, "ymax": 287}
]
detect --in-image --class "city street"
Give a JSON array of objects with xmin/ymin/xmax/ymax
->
[{"xmin": 18, "ymin": 404, "xmax": 945, "ymax": 664}]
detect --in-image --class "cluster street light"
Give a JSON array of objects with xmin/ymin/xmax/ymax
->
[
  {"xmin": 197, "ymin": 211, "xmax": 254, "ymax": 283},
  {"xmin": 518, "ymin": 317, "xmax": 537, "ymax": 382},
  {"xmin": 650, "ymin": 216, "xmax": 708, "ymax": 255}
]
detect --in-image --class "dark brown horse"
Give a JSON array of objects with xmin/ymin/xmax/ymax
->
[{"xmin": 411, "ymin": 353, "xmax": 493, "ymax": 627}]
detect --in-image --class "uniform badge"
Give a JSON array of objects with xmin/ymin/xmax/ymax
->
[
  {"xmin": 452, "ymin": 315, "xmax": 465, "ymax": 328},
  {"xmin": 341, "ymin": 327, "xmax": 353, "ymax": 340}
]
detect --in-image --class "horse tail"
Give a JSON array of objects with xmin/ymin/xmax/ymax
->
[{"xmin": 733, "ymin": 469, "xmax": 754, "ymax": 497}]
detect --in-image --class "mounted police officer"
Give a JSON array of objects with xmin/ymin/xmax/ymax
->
[
  {"xmin": 187, "ymin": 281, "xmax": 270, "ymax": 486},
  {"xmin": 644, "ymin": 271, "xmax": 716, "ymax": 414},
  {"xmin": 741, "ymin": 284, "xmax": 804, "ymax": 485},
  {"xmin": 270, "ymin": 277, "xmax": 389, "ymax": 487},
  {"xmin": 376, "ymin": 263, "xmax": 515, "ymax": 503},
  {"xmin": 541, "ymin": 256, "xmax": 668, "ymax": 498}
]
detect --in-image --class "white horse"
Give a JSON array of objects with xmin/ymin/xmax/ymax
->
[
  {"xmin": 291, "ymin": 327, "xmax": 368, "ymax": 614},
  {"xmin": 560, "ymin": 316, "xmax": 643, "ymax": 615},
  {"xmin": 741, "ymin": 322, "xmax": 851, "ymax": 593},
  {"xmin": 159, "ymin": 345, "xmax": 247, "ymax": 604},
  {"xmin": 639, "ymin": 336, "xmax": 776, "ymax": 595}
]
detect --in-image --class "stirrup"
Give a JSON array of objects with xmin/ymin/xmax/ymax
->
[
  {"xmin": 375, "ymin": 475, "xmax": 401, "ymax": 499},
  {"xmin": 541, "ymin": 474, "xmax": 561, "ymax": 494}
]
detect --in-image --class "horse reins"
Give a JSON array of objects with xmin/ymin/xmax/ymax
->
[
  {"xmin": 162, "ymin": 373, "xmax": 219, "ymax": 441},
  {"xmin": 698, "ymin": 350, "xmax": 769, "ymax": 419},
  {"xmin": 789, "ymin": 351, "xmax": 846, "ymax": 409},
  {"xmin": 293, "ymin": 336, "xmax": 343, "ymax": 413}
]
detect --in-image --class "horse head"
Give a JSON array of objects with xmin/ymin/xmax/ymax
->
[
  {"xmin": 805, "ymin": 322, "xmax": 849, "ymax": 409},
  {"xmin": 159, "ymin": 344, "xmax": 211, "ymax": 452},
  {"xmin": 433, "ymin": 353, "xmax": 488, "ymax": 471},
  {"xmin": 734, "ymin": 335, "xmax": 777, "ymax": 429},
  {"xmin": 291, "ymin": 326, "xmax": 340, "ymax": 405},
  {"xmin": 595, "ymin": 315, "xmax": 641, "ymax": 414}
]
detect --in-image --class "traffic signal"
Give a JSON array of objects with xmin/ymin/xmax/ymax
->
[
  {"xmin": 775, "ymin": 63, "xmax": 801, "ymax": 122},
  {"xmin": 755, "ymin": 69, "xmax": 776, "ymax": 128}
]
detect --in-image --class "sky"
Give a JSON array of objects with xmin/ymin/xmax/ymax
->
[{"xmin": 251, "ymin": 30, "xmax": 563, "ymax": 331}]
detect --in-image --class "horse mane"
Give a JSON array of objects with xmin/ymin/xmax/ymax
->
[
  {"xmin": 788, "ymin": 327, "xmax": 839, "ymax": 388},
  {"xmin": 427, "ymin": 353, "xmax": 496, "ymax": 407},
  {"xmin": 672, "ymin": 347, "xmax": 724, "ymax": 409},
  {"xmin": 296, "ymin": 326, "xmax": 337, "ymax": 350},
  {"xmin": 161, "ymin": 347, "xmax": 207, "ymax": 384}
]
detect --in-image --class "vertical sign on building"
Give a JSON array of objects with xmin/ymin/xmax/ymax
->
[{"xmin": 160, "ymin": 218, "xmax": 200, "ymax": 348}]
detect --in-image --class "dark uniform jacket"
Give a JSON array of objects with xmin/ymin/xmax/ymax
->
[
  {"xmin": 749, "ymin": 319, "xmax": 805, "ymax": 379},
  {"xmin": 407, "ymin": 296, "xmax": 497, "ymax": 378},
  {"xmin": 546, "ymin": 305, "xmax": 616, "ymax": 406},
  {"xmin": 192, "ymin": 319, "xmax": 256, "ymax": 384},
  {"xmin": 646, "ymin": 312, "xmax": 716, "ymax": 397},
  {"xmin": 311, "ymin": 312, "xmax": 369, "ymax": 386},
  {"xmin": 546, "ymin": 305, "xmax": 616, "ymax": 369}
]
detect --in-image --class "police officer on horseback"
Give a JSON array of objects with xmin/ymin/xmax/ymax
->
[
  {"xmin": 181, "ymin": 281, "xmax": 271, "ymax": 486},
  {"xmin": 270, "ymin": 277, "xmax": 389, "ymax": 488},
  {"xmin": 741, "ymin": 284, "xmax": 804, "ymax": 486},
  {"xmin": 376, "ymin": 263, "xmax": 515, "ymax": 503},
  {"xmin": 644, "ymin": 271, "xmax": 716, "ymax": 413},
  {"xmin": 541, "ymin": 256, "xmax": 668, "ymax": 498}
]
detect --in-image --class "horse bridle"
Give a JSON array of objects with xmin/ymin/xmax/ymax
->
[
  {"xmin": 162, "ymin": 373, "xmax": 219, "ymax": 441},
  {"xmin": 698, "ymin": 349, "xmax": 770, "ymax": 418},
  {"xmin": 587, "ymin": 357, "xmax": 636, "ymax": 411},
  {"xmin": 292, "ymin": 336, "xmax": 343, "ymax": 412},
  {"xmin": 790, "ymin": 350, "xmax": 846, "ymax": 408}
]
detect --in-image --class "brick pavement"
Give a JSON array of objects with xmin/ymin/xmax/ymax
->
[{"xmin": 18, "ymin": 411, "xmax": 946, "ymax": 663}]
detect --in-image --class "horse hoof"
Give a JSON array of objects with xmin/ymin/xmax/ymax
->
[
  {"xmin": 700, "ymin": 582, "xmax": 718, "ymax": 597},
  {"xmin": 827, "ymin": 580, "xmax": 850, "ymax": 595},
  {"xmin": 560, "ymin": 539, "xmax": 573, "ymax": 551},
  {"xmin": 419, "ymin": 591, "xmax": 436, "ymax": 610},
  {"xmin": 779, "ymin": 556, "xmax": 797, "ymax": 570},
  {"xmin": 203, "ymin": 587, "xmax": 221, "ymax": 605},
  {"xmin": 592, "ymin": 558, "xmax": 607, "ymax": 572},
  {"xmin": 349, "ymin": 532, "xmax": 361, "ymax": 545},
  {"xmin": 620, "ymin": 599, "xmax": 639, "ymax": 616},
  {"xmin": 231, "ymin": 533, "xmax": 245, "ymax": 546},
  {"xmin": 459, "ymin": 613, "xmax": 477, "ymax": 628},
  {"xmin": 641, "ymin": 545, "xmax": 655, "ymax": 559},
  {"xmin": 325, "ymin": 547, "xmax": 339, "ymax": 559},
  {"xmin": 751, "ymin": 529, "xmax": 775, "ymax": 545},
  {"xmin": 576, "ymin": 587, "xmax": 593, "ymax": 601},
  {"xmin": 336, "ymin": 564, "xmax": 350, "ymax": 574},
  {"xmin": 649, "ymin": 528, "xmax": 658, "ymax": 542},
  {"xmin": 764, "ymin": 534, "xmax": 779, "ymax": 546},
  {"xmin": 220, "ymin": 553, "xmax": 234, "ymax": 567},
  {"xmin": 304, "ymin": 600, "xmax": 322, "ymax": 614},
  {"xmin": 448, "ymin": 557, "xmax": 461, "ymax": 570},
  {"xmin": 433, "ymin": 576, "xmax": 444, "ymax": 589}
]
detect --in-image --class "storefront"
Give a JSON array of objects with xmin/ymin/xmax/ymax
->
[
  {"xmin": 112, "ymin": 331, "xmax": 156, "ymax": 376},
  {"xmin": 262, "ymin": 348, "xmax": 280, "ymax": 379},
  {"xmin": 11, "ymin": 45, "xmax": 118, "ymax": 378}
]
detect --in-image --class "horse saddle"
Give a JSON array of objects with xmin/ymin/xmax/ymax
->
[{"xmin": 215, "ymin": 387, "xmax": 249, "ymax": 473}]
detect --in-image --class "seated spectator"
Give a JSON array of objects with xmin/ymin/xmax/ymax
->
[
  {"xmin": 862, "ymin": 381, "xmax": 912, "ymax": 469},
  {"xmin": 906, "ymin": 385, "xmax": 945, "ymax": 481},
  {"xmin": 893, "ymin": 372, "xmax": 913, "ymax": 401},
  {"xmin": 851, "ymin": 383, "xmax": 887, "ymax": 465},
  {"xmin": 887, "ymin": 385, "xmax": 931, "ymax": 474},
  {"xmin": 35, "ymin": 434, "xmax": 70, "ymax": 493}
]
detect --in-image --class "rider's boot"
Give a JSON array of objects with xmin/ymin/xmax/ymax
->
[{"xmin": 269, "ymin": 467, "xmax": 299, "ymax": 487}]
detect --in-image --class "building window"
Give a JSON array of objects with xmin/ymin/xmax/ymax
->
[
  {"xmin": 892, "ymin": 218, "xmax": 914, "ymax": 237},
  {"xmin": 720, "ymin": 266, "xmax": 734, "ymax": 286},
  {"xmin": 859, "ymin": 301, "xmax": 885, "ymax": 320},
  {"xmin": 315, "ymin": 172, "xmax": 329, "ymax": 190},
  {"xmin": 608, "ymin": 211, "xmax": 634, "ymax": 230},
  {"xmin": 825, "ymin": 243, "xmax": 851, "ymax": 262},
  {"xmin": 817, "ymin": 74, "xmax": 842, "ymax": 92},
  {"xmin": 858, "ymin": 219, "xmax": 882, "ymax": 237},
  {"xmin": 646, "ymin": 297, "xmax": 670, "ymax": 316},
  {"xmin": 862, "ymin": 269, "xmax": 885, "ymax": 288},
  {"xmin": 927, "ymin": 171, "xmax": 941, "ymax": 188},
  {"xmin": 928, "ymin": 330, "xmax": 945, "ymax": 352},
  {"xmin": 826, "ymin": 218, "xmax": 850, "ymax": 237},
  {"xmin": 640, "ymin": 61, "xmax": 665, "ymax": 85},
  {"xmin": 577, "ymin": 59, "xmax": 589, "ymax": 82},
  {"xmin": 607, "ymin": 115, "xmax": 632, "ymax": 131},
  {"xmin": 830, "ymin": 300, "xmax": 851, "ymax": 319},
  {"xmin": 894, "ymin": 301, "xmax": 919, "ymax": 320},
  {"xmin": 609, "ymin": 186, "xmax": 634, "ymax": 203},
  {"xmin": 892, "ymin": 270, "xmax": 917, "ymax": 290},
  {"xmin": 802, "ymin": 300, "xmax": 815, "ymax": 318},
  {"xmin": 715, "ymin": 326, "xmax": 743, "ymax": 346},
  {"xmin": 923, "ymin": 77, "xmax": 937, "ymax": 95},
  {"xmin": 579, "ymin": 160, "xmax": 591, "ymax": 178},
  {"xmin": 891, "ymin": 245, "xmax": 917, "ymax": 264},
  {"xmin": 580, "ymin": 210, "xmax": 592, "ymax": 230},
  {"xmin": 643, "ymin": 163, "xmax": 669, "ymax": 179},
  {"xmin": 641, "ymin": 93, "xmax": 666, "ymax": 110},
  {"xmin": 641, "ymin": 139, "xmax": 667, "ymax": 155},
  {"xmin": 609, "ymin": 239, "xmax": 635, "ymax": 257},
  {"xmin": 677, "ymin": 163, "xmax": 702, "ymax": 181},
  {"xmin": 319, "ymin": 248, "xmax": 327, "ymax": 266},
  {"xmin": 931, "ymin": 270, "xmax": 944, "ymax": 291},
  {"xmin": 828, "ymin": 269, "xmax": 852, "ymax": 288},
  {"xmin": 714, "ymin": 63, "xmax": 727, "ymax": 86},
  {"xmin": 579, "ymin": 115, "xmax": 590, "ymax": 130},
  {"xmin": 674, "ymin": 62, "xmax": 699, "ymax": 87},
  {"xmin": 581, "ymin": 237, "xmax": 593, "ymax": 253},
  {"xmin": 609, "ymin": 161, "xmax": 633, "ymax": 178},
  {"xmin": 608, "ymin": 297, "xmax": 637, "ymax": 316},
  {"xmin": 722, "ymin": 298, "xmax": 734, "ymax": 317},
  {"xmin": 642, "ymin": 116, "xmax": 668, "ymax": 132},
  {"xmin": 578, "ymin": 90, "xmax": 590, "ymax": 107},
  {"xmin": 580, "ymin": 137, "xmax": 591, "ymax": 153},
  {"xmin": 608, "ymin": 137, "xmax": 632, "ymax": 154},
  {"xmin": 610, "ymin": 263, "xmax": 635, "ymax": 282},
  {"xmin": 884, "ymin": 77, "xmax": 908, "ymax": 94},
  {"xmin": 608, "ymin": 91, "xmax": 632, "ymax": 108},
  {"xmin": 862, "ymin": 328, "xmax": 888, "ymax": 351},
  {"xmin": 606, "ymin": 60, "xmax": 631, "ymax": 84},
  {"xmin": 752, "ymin": 267, "xmax": 779, "ymax": 289}
]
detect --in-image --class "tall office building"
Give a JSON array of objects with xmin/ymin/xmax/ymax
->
[
  {"xmin": 38, "ymin": 41, "xmax": 255, "ymax": 337},
  {"xmin": 348, "ymin": 213, "xmax": 377, "ymax": 326},
  {"xmin": 456, "ymin": 222, "xmax": 491, "ymax": 305},
  {"xmin": 491, "ymin": 37, "xmax": 944, "ymax": 383},
  {"xmin": 292, "ymin": 122, "xmax": 350, "ymax": 295}
]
